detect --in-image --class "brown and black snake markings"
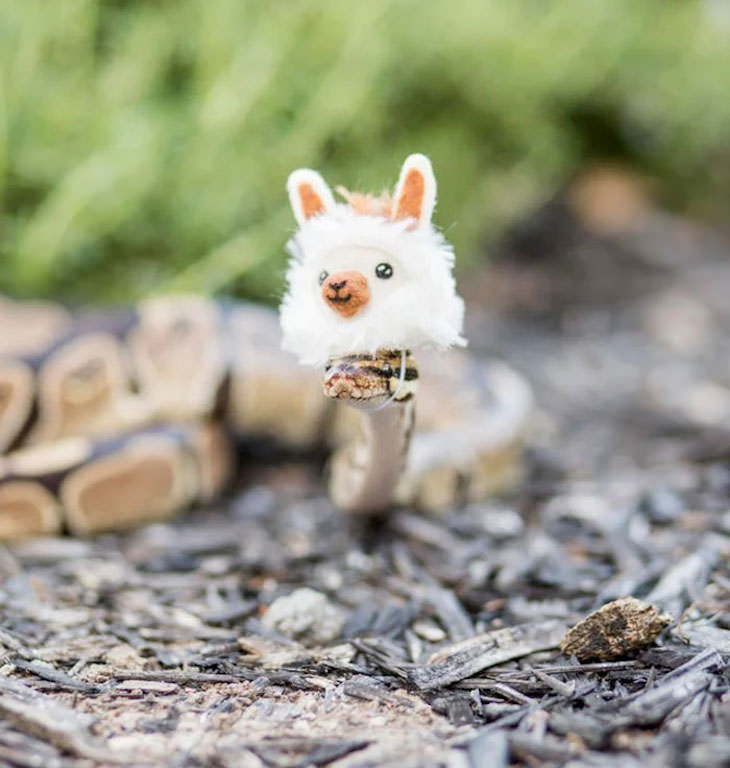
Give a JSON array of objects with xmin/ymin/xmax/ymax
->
[
  {"xmin": 0, "ymin": 294, "xmax": 532, "ymax": 540},
  {"xmin": 1, "ymin": 154, "xmax": 531, "ymax": 538}
]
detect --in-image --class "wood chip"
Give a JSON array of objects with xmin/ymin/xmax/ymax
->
[
  {"xmin": 560, "ymin": 598, "xmax": 672, "ymax": 662},
  {"xmin": 114, "ymin": 679, "xmax": 179, "ymax": 694},
  {"xmin": 410, "ymin": 620, "xmax": 566, "ymax": 690},
  {"xmin": 0, "ymin": 675, "xmax": 130, "ymax": 762}
]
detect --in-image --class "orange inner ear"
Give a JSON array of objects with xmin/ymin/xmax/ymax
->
[
  {"xmin": 299, "ymin": 183, "xmax": 327, "ymax": 219},
  {"xmin": 394, "ymin": 169, "xmax": 425, "ymax": 222}
]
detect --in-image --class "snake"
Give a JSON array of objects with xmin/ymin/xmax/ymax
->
[{"xmin": 0, "ymin": 157, "xmax": 533, "ymax": 541}]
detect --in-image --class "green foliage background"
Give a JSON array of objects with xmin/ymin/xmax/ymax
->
[{"xmin": 1, "ymin": 0, "xmax": 728, "ymax": 305}]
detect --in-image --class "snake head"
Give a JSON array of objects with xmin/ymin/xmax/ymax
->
[{"xmin": 323, "ymin": 350, "xmax": 417, "ymax": 407}]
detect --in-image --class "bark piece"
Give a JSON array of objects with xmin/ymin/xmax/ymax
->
[
  {"xmin": 561, "ymin": 597, "xmax": 671, "ymax": 662},
  {"xmin": 409, "ymin": 620, "xmax": 566, "ymax": 690},
  {"xmin": 0, "ymin": 675, "xmax": 130, "ymax": 762}
]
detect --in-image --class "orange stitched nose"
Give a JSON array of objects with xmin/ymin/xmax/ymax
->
[{"xmin": 322, "ymin": 270, "xmax": 370, "ymax": 319}]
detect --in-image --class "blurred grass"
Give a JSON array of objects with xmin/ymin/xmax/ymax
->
[{"xmin": 0, "ymin": 0, "xmax": 729, "ymax": 304}]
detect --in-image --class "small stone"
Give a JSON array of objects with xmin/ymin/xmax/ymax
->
[
  {"xmin": 638, "ymin": 488, "xmax": 685, "ymax": 525},
  {"xmin": 262, "ymin": 587, "xmax": 345, "ymax": 645},
  {"xmin": 479, "ymin": 506, "xmax": 524, "ymax": 538},
  {"xmin": 412, "ymin": 620, "xmax": 446, "ymax": 643},
  {"xmin": 643, "ymin": 289, "xmax": 710, "ymax": 355},
  {"xmin": 233, "ymin": 485, "xmax": 278, "ymax": 520},
  {"xmin": 561, "ymin": 597, "xmax": 672, "ymax": 662},
  {"xmin": 104, "ymin": 643, "xmax": 145, "ymax": 670}
]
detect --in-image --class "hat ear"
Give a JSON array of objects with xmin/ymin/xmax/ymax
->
[
  {"xmin": 391, "ymin": 153, "xmax": 436, "ymax": 227},
  {"xmin": 287, "ymin": 169, "xmax": 336, "ymax": 225}
]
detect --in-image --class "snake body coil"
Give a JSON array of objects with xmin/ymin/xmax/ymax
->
[
  {"xmin": 0, "ymin": 155, "xmax": 533, "ymax": 539},
  {"xmin": 0, "ymin": 295, "xmax": 531, "ymax": 539}
]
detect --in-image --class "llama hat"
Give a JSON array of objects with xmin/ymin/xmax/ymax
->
[{"xmin": 280, "ymin": 154, "xmax": 465, "ymax": 367}]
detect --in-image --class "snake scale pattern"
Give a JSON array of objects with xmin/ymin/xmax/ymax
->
[
  {"xmin": 0, "ymin": 293, "xmax": 532, "ymax": 540},
  {"xmin": 0, "ymin": 155, "xmax": 533, "ymax": 540}
]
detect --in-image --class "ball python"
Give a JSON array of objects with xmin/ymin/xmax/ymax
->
[{"xmin": 0, "ymin": 156, "xmax": 532, "ymax": 541}]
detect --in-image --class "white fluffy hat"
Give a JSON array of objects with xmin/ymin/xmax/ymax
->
[{"xmin": 280, "ymin": 154, "xmax": 465, "ymax": 367}]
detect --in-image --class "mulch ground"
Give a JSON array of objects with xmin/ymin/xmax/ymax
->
[{"xmin": 1, "ymin": 188, "xmax": 729, "ymax": 767}]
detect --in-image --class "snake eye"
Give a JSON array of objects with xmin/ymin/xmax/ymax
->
[
  {"xmin": 318, "ymin": 270, "xmax": 329, "ymax": 286},
  {"xmin": 382, "ymin": 362, "xmax": 393, "ymax": 377},
  {"xmin": 375, "ymin": 262, "xmax": 393, "ymax": 279}
]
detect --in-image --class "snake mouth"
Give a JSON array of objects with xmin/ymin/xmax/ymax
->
[
  {"xmin": 323, "ymin": 351, "xmax": 418, "ymax": 405},
  {"xmin": 323, "ymin": 369, "xmax": 388, "ymax": 402}
]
